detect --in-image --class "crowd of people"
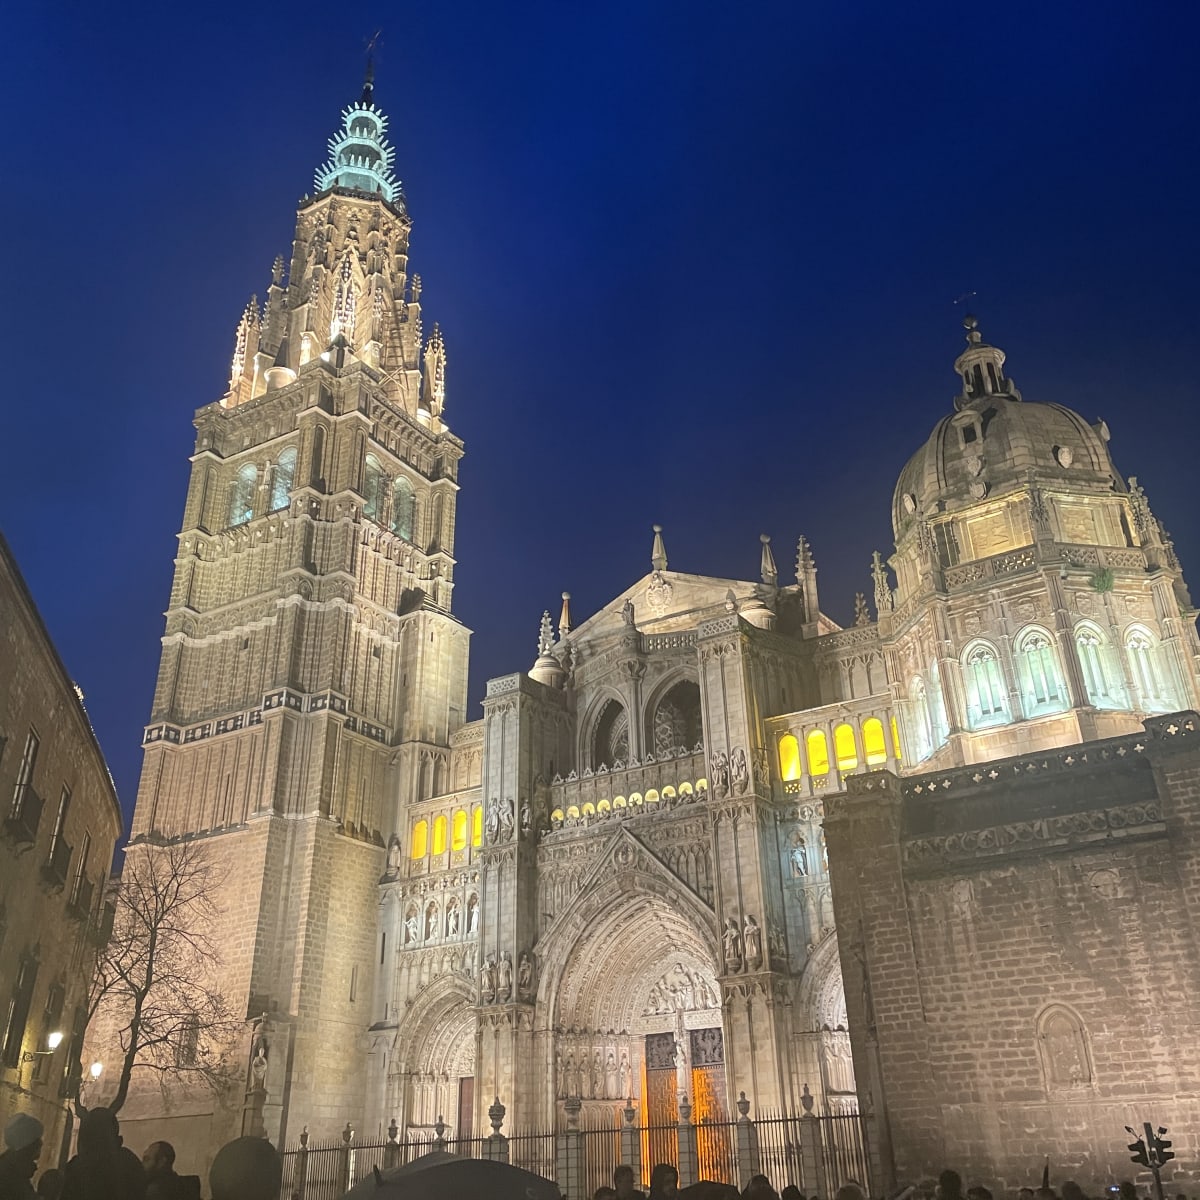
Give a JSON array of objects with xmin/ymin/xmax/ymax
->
[{"xmin": 0, "ymin": 1112, "xmax": 282, "ymax": 1200}]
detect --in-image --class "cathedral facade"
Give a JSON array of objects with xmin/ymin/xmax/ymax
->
[{"xmin": 115, "ymin": 76, "xmax": 1200, "ymax": 1177}]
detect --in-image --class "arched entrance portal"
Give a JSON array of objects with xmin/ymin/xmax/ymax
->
[
  {"xmin": 540, "ymin": 886, "xmax": 725, "ymax": 1138},
  {"xmin": 392, "ymin": 982, "xmax": 477, "ymax": 1139}
]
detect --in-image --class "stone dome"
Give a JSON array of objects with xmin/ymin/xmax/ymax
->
[{"xmin": 891, "ymin": 321, "xmax": 1118, "ymax": 539}]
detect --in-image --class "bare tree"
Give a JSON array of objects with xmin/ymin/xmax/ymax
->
[{"xmin": 76, "ymin": 839, "xmax": 242, "ymax": 1113}]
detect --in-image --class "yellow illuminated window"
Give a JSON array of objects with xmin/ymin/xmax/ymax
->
[
  {"xmin": 567, "ymin": 805, "xmax": 580, "ymax": 819},
  {"xmin": 862, "ymin": 718, "xmax": 887, "ymax": 766},
  {"xmin": 646, "ymin": 789, "xmax": 660, "ymax": 804},
  {"xmin": 662, "ymin": 786, "xmax": 676, "ymax": 798},
  {"xmin": 778, "ymin": 734, "xmax": 801, "ymax": 781},
  {"xmin": 472, "ymin": 807, "xmax": 483, "ymax": 847},
  {"xmin": 582, "ymin": 802, "xmax": 595, "ymax": 817},
  {"xmin": 410, "ymin": 819, "xmax": 428, "ymax": 859},
  {"xmin": 834, "ymin": 724, "xmax": 858, "ymax": 771},
  {"xmin": 451, "ymin": 810, "xmax": 468, "ymax": 852},
  {"xmin": 806, "ymin": 731, "xmax": 830, "ymax": 776},
  {"xmin": 432, "ymin": 815, "xmax": 447, "ymax": 855},
  {"xmin": 597, "ymin": 799, "xmax": 611, "ymax": 812},
  {"xmin": 679, "ymin": 782, "xmax": 694, "ymax": 796},
  {"xmin": 891, "ymin": 716, "xmax": 903, "ymax": 761},
  {"xmin": 629, "ymin": 792, "xmax": 643, "ymax": 806},
  {"xmin": 613, "ymin": 796, "xmax": 627, "ymax": 808}
]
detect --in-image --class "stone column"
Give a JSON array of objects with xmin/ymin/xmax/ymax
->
[
  {"xmin": 619, "ymin": 1100, "xmax": 641, "ymax": 1182},
  {"xmin": 797, "ymin": 1091, "xmax": 826, "ymax": 1200},
  {"xmin": 734, "ymin": 1092, "xmax": 761, "ymax": 1189},
  {"xmin": 676, "ymin": 1096, "xmax": 699, "ymax": 1188},
  {"xmin": 556, "ymin": 1097, "xmax": 584, "ymax": 1200}
]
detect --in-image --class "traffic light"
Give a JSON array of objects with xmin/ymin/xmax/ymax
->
[
  {"xmin": 1151, "ymin": 1127, "xmax": 1174, "ymax": 1166},
  {"xmin": 1127, "ymin": 1126, "xmax": 1150, "ymax": 1167}
]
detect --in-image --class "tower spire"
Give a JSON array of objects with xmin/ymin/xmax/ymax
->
[
  {"xmin": 361, "ymin": 33, "xmax": 379, "ymax": 105},
  {"xmin": 759, "ymin": 534, "xmax": 778, "ymax": 586},
  {"xmin": 314, "ymin": 65, "xmax": 402, "ymax": 206},
  {"xmin": 953, "ymin": 315, "xmax": 1021, "ymax": 408},
  {"xmin": 651, "ymin": 525, "xmax": 668, "ymax": 573}
]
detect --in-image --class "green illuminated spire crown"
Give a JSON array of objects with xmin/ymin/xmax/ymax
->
[{"xmin": 314, "ymin": 63, "xmax": 403, "ymax": 207}]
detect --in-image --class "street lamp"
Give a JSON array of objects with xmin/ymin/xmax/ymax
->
[{"xmin": 22, "ymin": 1030, "xmax": 64, "ymax": 1061}]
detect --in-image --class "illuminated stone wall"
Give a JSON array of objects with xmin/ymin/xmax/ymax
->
[{"xmin": 824, "ymin": 714, "xmax": 1200, "ymax": 1192}]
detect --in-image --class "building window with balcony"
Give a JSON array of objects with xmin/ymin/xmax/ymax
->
[
  {"xmin": 6, "ymin": 730, "xmax": 42, "ymax": 844},
  {"xmin": 1015, "ymin": 627, "xmax": 1069, "ymax": 717},
  {"xmin": 1075, "ymin": 623, "xmax": 1127, "ymax": 710},
  {"xmin": 43, "ymin": 787, "xmax": 73, "ymax": 890},
  {"xmin": 963, "ymin": 642, "xmax": 1010, "ymax": 730}
]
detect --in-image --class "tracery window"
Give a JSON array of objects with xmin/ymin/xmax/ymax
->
[
  {"xmin": 451, "ymin": 810, "xmax": 468, "ymax": 853},
  {"xmin": 362, "ymin": 454, "xmax": 386, "ymax": 522},
  {"xmin": 1015, "ymin": 627, "xmax": 1069, "ymax": 717},
  {"xmin": 1036, "ymin": 1004, "xmax": 1093, "ymax": 1090},
  {"xmin": 778, "ymin": 734, "xmax": 801, "ymax": 782},
  {"xmin": 1125, "ymin": 625, "xmax": 1177, "ymax": 713},
  {"xmin": 1075, "ymin": 623, "xmax": 1126, "ymax": 710},
  {"xmin": 410, "ymin": 819, "xmax": 428, "ymax": 860},
  {"xmin": 834, "ymin": 724, "xmax": 858, "ymax": 772},
  {"xmin": 229, "ymin": 463, "xmax": 257, "ymax": 527},
  {"xmin": 861, "ymin": 718, "xmax": 888, "ymax": 766},
  {"xmin": 593, "ymin": 699, "xmax": 629, "ymax": 767},
  {"xmin": 391, "ymin": 477, "xmax": 415, "ymax": 540},
  {"xmin": 652, "ymin": 681, "xmax": 703, "ymax": 757},
  {"xmin": 269, "ymin": 447, "xmax": 297, "ymax": 512},
  {"xmin": 806, "ymin": 730, "xmax": 830, "ymax": 777},
  {"xmin": 432, "ymin": 815, "xmax": 448, "ymax": 855},
  {"xmin": 963, "ymin": 642, "xmax": 1009, "ymax": 729}
]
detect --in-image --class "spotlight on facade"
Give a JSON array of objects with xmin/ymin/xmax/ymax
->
[{"xmin": 89, "ymin": 1061, "xmax": 104, "ymax": 1080}]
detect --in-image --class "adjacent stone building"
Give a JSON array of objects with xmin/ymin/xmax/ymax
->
[
  {"xmin": 112, "ymin": 69, "xmax": 1200, "ymax": 1189},
  {"xmin": 0, "ymin": 533, "xmax": 123, "ymax": 1156}
]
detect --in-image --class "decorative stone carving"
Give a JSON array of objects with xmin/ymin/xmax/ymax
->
[
  {"xmin": 646, "ymin": 572, "xmax": 673, "ymax": 615},
  {"xmin": 497, "ymin": 951, "xmax": 513, "ymax": 1001},
  {"xmin": 790, "ymin": 835, "xmax": 808, "ymax": 877},
  {"xmin": 722, "ymin": 917, "xmax": 743, "ymax": 972},
  {"xmin": 731, "ymin": 748, "xmax": 750, "ymax": 796},
  {"xmin": 480, "ymin": 955, "xmax": 496, "ymax": 1003},
  {"xmin": 711, "ymin": 751, "xmax": 731, "ymax": 798},
  {"xmin": 517, "ymin": 950, "xmax": 536, "ymax": 999},
  {"xmin": 386, "ymin": 834, "xmax": 402, "ymax": 876},
  {"xmin": 743, "ymin": 915, "xmax": 763, "ymax": 970}
]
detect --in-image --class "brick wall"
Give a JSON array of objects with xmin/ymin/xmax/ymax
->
[{"xmin": 825, "ymin": 715, "xmax": 1200, "ymax": 1194}]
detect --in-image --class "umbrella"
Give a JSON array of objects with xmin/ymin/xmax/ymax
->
[
  {"xmin": 679, "ymin": 1183, "xmax": 740, "ymax": 1200},
  {"xmin": 343, "ymin": 1156, "xmax": 560, "ymax": 1200}
]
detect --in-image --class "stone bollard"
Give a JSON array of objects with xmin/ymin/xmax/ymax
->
[
  {"xmin": 797, "ymin": 1085, "xmax": 827, "ymax": 1200},
  {"xmin": 485, "ymin": 1096, "xmax": 510, "ymax": 1163},
  {"xmin": 385, "ymin": 1117, "xmax": 399, "ymax": 1171}
]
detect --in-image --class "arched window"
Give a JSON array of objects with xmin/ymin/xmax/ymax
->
[
  {"xmin": 310, "ymin": 426, "xmax": 326, "ymax": 489},
  {"xmin": 909, "ymin": 677, "xmax": 934, "ymax": 762},
  {"xmin": 963, "ymin": 642, "xmax": 1009, "ymax": 729},
  {"xmin": 862, "ymin": 718, "xmax": 888, "ymax": 766},
  {"xmin": 834, "ymin": 724, "xmax": 858, "ymax": 771},
  {"xmin": 645, "ymin": 789, "xmax": 660, "ymax": 804},
  {"xmin": 651, "ymin": 680, "xmax": 704, "ymax": 757},
  {"xmin": 806, "ymin": 730, "xmax": 830, "ymax": 777},
  {"xmin": 269, "ymin": 447, "xmax": 297, "ymax": 512},
  {"xmin": 778, "ymin": 734, "xmax": 801, "ymax": 782},
  {"xmin": 592, "ymin": 699, "xmax": 629, "ymax": 767},
  {"xmin": 410, "ymin": 819, "xmax": 428, "ymax": 860},
  {"xmin": 432, "ymin": 815, "xmax": 448, "ymax": 855},
  {"xmin": 1075, "ymin": 623, "xmax": 1126, "ymax": 710},
  {"xmin": 229, "ymin": 463, "xmax": 257, "ymax": 526},
  {"xmin": 1125, "ymin": 625, "xmax": 1177, "ymax": 712},
  {"xmin": 362, "ymin": 454, "xmax": 386, "ymax": 522},
  {"xmin": 451, "ymin": 810, "xmax": 468, "ymax": 852},
  {"xmin": 392, "ymin": 476, "xmax": 415, "ymax": 540},
  {"xmin": 1015, "ymin": 627, "xmax": 1069, "ymax": 717},
  {"xmin": 1036, "ymin": 1004, "xmax": 1093, "ymax": 1090},
  {"xmin": 471, "ymin": 806, "xmax": 483, "ymax": 847}
]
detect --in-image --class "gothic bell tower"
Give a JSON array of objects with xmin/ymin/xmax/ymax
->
[{"xmin": 125, "ymin": 67, "xmax": 471, "ymax": 1153}]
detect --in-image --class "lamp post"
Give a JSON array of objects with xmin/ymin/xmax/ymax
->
[{"xmin": 21, "ymin": 1029, "xmax": 64, "ymax": 1062}]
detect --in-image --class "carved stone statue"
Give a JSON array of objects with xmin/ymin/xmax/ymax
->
[
  {"xmin": 404, "ymin": 909, "xmax": 418, "ymax": 944},
  {"xmin": 622, "ymin": 598, "xmax": 635, "ymax": 626},
  {"xmin": 556, "ymin": 1051, "xmax": 566, "ymax": 1098},
  {"xmin": 446, "ymin": 903, "xmax": 460, "ymax": 936},
  {"xmin": 467, "ymin": 895, "xmax": 479, "ymax": 935},
  {"xmin": 386, "ymin": 834, "xmax": 402, "ymax": 875},
  {"xmin": 712, "ymin": 751, "xmax": 730, "ymax": 799},
  {"xmin": 425, "ymin": 904, "xmax": 438, "ymax": 939},
  {"xmin": 518, "ymin": 950, "xmax": 535, "ymax": 998},
  {"xmin": 480, "ymin": 955, "xmax": 496, "ymax": 1003},
  {"xmin": 485, "ymin": 802, "xmax": 500, "ymax": 845},
  {"xmin": 498, "ymin": 799, "xmax": 515, "ymax": 842},
  {"xmin": 619, "ymin": 1050, "xmax": 632, "ymax": 1097},
  {"xmin": 520, "ymin": 802, "xmax": 532, "ymax": 838},
  {"xmin": 250, "ymin": 1026, "xmax": 269, "ymax": 1088},
  {"xmin": 591, "ymin": 1049, "xmax": 602, "ymax": 1098},
  {"xmin": 744, "ymin": 915, "xmax": 763, "ymax": 970},
  {"xmin": 731, "ymin": 748, "xmax": 749, "ymax": 795},
  {"xmin": 497, "ymin": 951, "xmax": 513, "ymax": 1000},
  {"xmin": 604, "ymin": 1052, "xmax": 619, "ymax": 1098},
  {"xmin": 790, "ymin": 838, "xmax": 808, "ymax": 877},
  {"xmin": 722, "ymin": 917, "xmax": 742, "ymax": 971}
]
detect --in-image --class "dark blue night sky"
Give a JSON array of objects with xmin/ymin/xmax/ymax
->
[{"xmin": 2, "ymin": 1, "xmax": 1198, "ymax": 825}]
